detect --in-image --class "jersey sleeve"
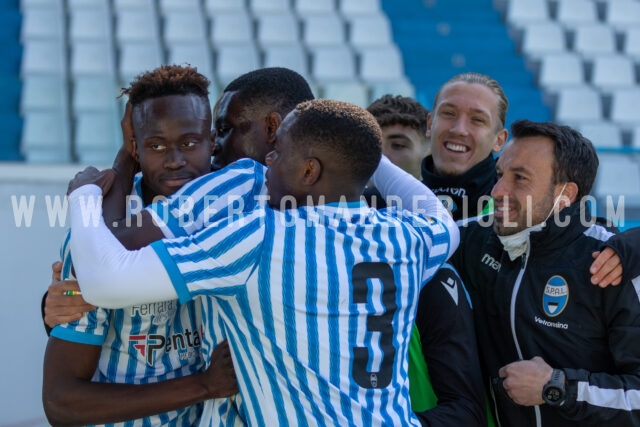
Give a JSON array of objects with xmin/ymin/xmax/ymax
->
[
  {"xmin": 52, "ymin": 229, "xmax": 111, "ymax": 346},
  {"xmin": 150, "ymin": 207, "xmax": 268, "ymax": 303},
  {"xmin": 558, "ymin": 276, "xmax": 640, "ymax": 423},
  {"xmin": 602, "ymin": 226, "xmax": 640, "ymax": 284},
  {"xmin": 146, "ymin": 159, "xmax": 267, "ymax": 239},
  {"xmin": 412, "ymin": 264, "xmax": 486, "ymax": 426}
]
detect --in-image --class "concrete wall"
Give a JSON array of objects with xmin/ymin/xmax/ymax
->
[{"xmin": 0, "ymin": 163, "xmax": 83, "ymax": 426}]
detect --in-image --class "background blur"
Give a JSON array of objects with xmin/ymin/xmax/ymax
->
[{"xmin": 2, "ymin": 0, "xmax": 639, "ymax": 424}]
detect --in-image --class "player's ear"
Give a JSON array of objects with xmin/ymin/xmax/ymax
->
[
  {"xmin": 130, "ymin": 138, "xmax": 139, "ymax": 162},
  {"xmin": 266, "ymin": 112, "xmax": 282, "ymax": 145},
  {"xmin": 302, "ymin": 157, "xmax": 322, "ymax": 186}
]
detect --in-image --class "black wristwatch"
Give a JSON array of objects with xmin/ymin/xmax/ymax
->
[{"xmin": 542, "ymin": 369, "xmax": 566, "ymax": 407}]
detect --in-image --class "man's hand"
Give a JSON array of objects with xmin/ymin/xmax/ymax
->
[
  {"xmin": 498, "ymin": 356, "xmax": 553, "ymax": 406},
  {"xmin": 201, "ymin": 340, "xmax": 238, "ymax": 399},
  {"xmin": 67, "ymin": 167, "xmax": 115, "ymax": 196},
  {"xmin": 121, "ymin": 101, "xmax": 136, "ymax": 156},
  {"xmin": 590, "ymin": 248, "xmax": 623, "ymax": 287},
  {"xmin": 45, "ymin": 263, "xmax": 96, "ymax": 328}
]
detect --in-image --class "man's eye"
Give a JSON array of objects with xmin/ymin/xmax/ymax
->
[{"xmin": 150, "ymin": 144, "xmax": 165, "ymax": 151}]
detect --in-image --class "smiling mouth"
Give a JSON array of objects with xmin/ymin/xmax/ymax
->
[
  {"xmin": 163, "ymin": 177, "xmax": 191, "ymax": 188},
  {"xmin": 444, "ymin": 142, "xmax": 469, "ymax": 153}
]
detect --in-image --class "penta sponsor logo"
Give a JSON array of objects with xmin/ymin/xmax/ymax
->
[
  {"xmin": 481, "ymin": 253, "xmax": 501, "ymax": 271},
  {"xmin": 543, "ymin": 275, "xmax": 569, "ymax": 317},
  {"xmin": 129, "ymin": 325, "xmax": 203, "ymax": 366}
]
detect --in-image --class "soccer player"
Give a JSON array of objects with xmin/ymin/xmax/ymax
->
[
  {"xmin": 42, "ymin": 65, "xmax": 239, "ymax": 426},
  {"xmin": 65, "ymin": 99, "xmax": 459, "ymax": 425}
]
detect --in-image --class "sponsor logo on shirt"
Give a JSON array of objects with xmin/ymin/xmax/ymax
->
[
  {"xmin": 129, "ymin": 325, "xmax": 204, "ymax": 366},
  {"xmin": 543, "ymin": 275, "xmax": 569, "ymax": 317},
  {"xmin": 131, "ymin": 301, "xmax": 177, "ymax": 325},
  {"xmin": 481, "ymin": 253, "xmax": 501, "ymax": 271}
]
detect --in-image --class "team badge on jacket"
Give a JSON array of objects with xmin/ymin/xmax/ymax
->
[{"xmin": 543, "ymin": 275, "xmax": 569, "ymax": 317}]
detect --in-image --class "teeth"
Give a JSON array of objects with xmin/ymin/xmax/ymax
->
[{"xmin": 446, "ymin": 142, "xmax": 467, "ymax": 152}]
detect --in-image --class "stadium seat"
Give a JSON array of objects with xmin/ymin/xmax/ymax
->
[
  {"xmin": 631, "ymin": 126, "xmax": 640, "ymax": 149},
  {"xmin": 21, "ymin": 40, "xmax": 67, "ymax": 76},
  {"xmin": 591, "ymin": 55, "xmax": 635, "ymax": 91},
  {"xmin": 159, "ymin": 0, "xmax": 201, "ymax": 11},
  {"xmin": 250, "ymin": 0, "xmax": 290, "ymax": 13},
  {"xmin": 262, "ymin": 44, "xmax": 310, "ymax": 79},
  {"xmin": 578, "ymin": 122, "xmax": 624, "ymax": 149},
  {"xmin": 359, "ymin": 45, "xmax": 405, "ymax": 82},
  {"xmin": 555, "ymin": 0, "xmax": 598, "ymax": 30},
  {"xmin": 68, "ymin": 0, "xmax": 110, "ymax": 8},
  {"xmin": 215, "ymin": 43, "xmax": 261, "ymax": 86},
  {"xmin": 167, "ymin": 42, "xmax": 215, "ymax": 82},
  {"xmin": 369, "ymin": 80, "xmax": 416, "ymax": 102},
  {"xmin": 113, "ymin": 0, "xmax": 154, "ymax": 11},
  {"xmin": 606, "ymin": 0, "xmax": 640, "ymax": 30},
  {"xmin": 294, "ymin": 0, "xmax": 336, "ymax": 16},
  {"xmin": 118, "ymin": 42, "xmax": 165, "ymax": 85},
  {"xmin": 349, "ymin": 14, "xmax": 394, "ymax": 48},
  {"xmin": 21, "ymin": 110, "xmax": 71, "ymax": 163},
  {"xmin": 320, "ymin": 81, "xmax": 370, "ymax": 107},
  {"xmin": 72, "ymin": 76, "xmax": 120, "ymax": 113},
  {"xmin": 538, "ymin": 53, "xmax": 585, "ymax": 90},
  {"xmin": 205, "ymin": 0, "xmax": 247, "ymax": 14},
  {"xmin": 303, "ymin": 13, "xmax": 346, "ymax": 47},
  {"xmin": 210, "ymin": 11, "xmax": 254, "ymax": 44},
  {"xmin": 163, "ymin": 10, "xmax": 208, "ymax": 43},
  {"xmin": 595, "ymin": 154, "xmax": 640, "ymax": 206},
  {"xmin": 572, "ymin": 24, "xmax": 616, "ymax": 59},
  {"xmin": 74, "ymin": 111, "xmax": 121, "ymax": 164},
  {"xmin": 256, "ymin": 12, "xmax": 300, "ymax": 45},
  {"xmin": 555, "ymin": 87, "xmax": 603, "ymax": 124},
  {"xmin": 71, "ymin": 41, "xmax": 117, "ymax": 77},
  {"xmin": 506, "ymin": 0, "xmax": 549, "ymax": 27},
  {"xmin": 116, "ymin": 9, "xmax": 162, "ymax": 43},
  {"xmin": 521, "ymin": 22, "xmax": 566, "ymax": 59},
  {"xmin": 610, "ymin": 88, "xmax": 640, "ymax": 126},
  {"xmin": 623, "ymin": 27, "xmax": 640, "ymax": 60},
  {"xmin": 311, "ymin": 46, "xmax": 357, "ymax": 81},
  {"xmin": 20, "ymin": 75, "xmax": 68, "ymax": 113},
  {"xmin": 69, "ymin": 8, "xmax": 113, "ymax": 42},
  {"xmin": 339, "ymin": 0, "xmax": 382, "ymax": 17},
  {"xmin": 20, "ymin": 6, "xmax": 65, "ymax": 41}
]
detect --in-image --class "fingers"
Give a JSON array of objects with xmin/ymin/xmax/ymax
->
[
  {"xmin": 590, "ymin": 248, "xmax": 623, "ymax": 287},
  {"xmin": 52, "ymin": 261, "xmax": 62, "ymax": 281}
]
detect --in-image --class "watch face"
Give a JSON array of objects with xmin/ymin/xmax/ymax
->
[{"xmin": 545, "ymin": 387, "xmax": 562, "ymax": 402}]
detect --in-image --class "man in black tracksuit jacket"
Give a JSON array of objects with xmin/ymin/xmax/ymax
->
[{"xmin": 450, "ymin": 120, "xmax": 640, "ymax": 426}]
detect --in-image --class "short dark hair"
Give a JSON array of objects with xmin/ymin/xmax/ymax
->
[
  {"xmin": 511, "ymin": 119, "xmax": 599, "ymax": 199},
  {"xmin": 120, "ymin": 64, "xmax": 210, "ymax": 106},
  {"xmin": 224, "ymin": 67, "xmax": 315, "ymax": 117},
  {"xmin": 434, "ymin": 72, "xmax": 508, "ymax": 129},
  {"xmin": 367, "ymin": 94, "xmax": 429, "ymax": 139},
  {"xmin": 290, "ymin": 99, "xmax": 382, "ymax": 185}
]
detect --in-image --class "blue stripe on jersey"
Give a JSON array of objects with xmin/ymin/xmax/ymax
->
[
  {"xmin": 50, "ymin": 326, "xmax": 104, "ymax": 345},
  {"xmin": 303, "ymin": 221, "xmax": 335, "ymax": 426},
  {"xmin": 281, "ymin": 210, "xmax": 317, "ymax": 426},
  {"xmin": 256, "ymin": 208, "xmax": 291, "ymax": 427},
  {"xmin": 217, "ymin": 296, "xmax": 265, "ymax": 427}
]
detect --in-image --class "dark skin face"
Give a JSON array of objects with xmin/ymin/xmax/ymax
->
[
  {"xmin": 211, "ymin": 90, "xmax": 280, "ymax": 171},
  {"xmin": 132, "ymin": 94, "xmax": 214, "ymax": 204}
]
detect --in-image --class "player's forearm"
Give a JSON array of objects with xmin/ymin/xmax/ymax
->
[
  {"xmin": 44, "ymin": 370, "xmax": 212, "ymax": 426},
  {"xmin": 68, "ymin": 185, "xmax": 177, "ymax": 308},
  {"xmin": 371, "ymin": 155, "xmax": 459, "ymax": 256}
]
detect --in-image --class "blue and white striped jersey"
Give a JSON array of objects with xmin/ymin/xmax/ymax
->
[
  {"xmin": 52, "ymin": 174, "xmax": 243, "ymax": 427},
  {"xmin": 152, "ymin": 201, "xmax": 452, "ymax": 426}
]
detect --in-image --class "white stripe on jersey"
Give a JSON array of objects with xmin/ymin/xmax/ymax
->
[
  {"xmin": 52, "ymin": 174, "xmax": 243, "ymax": 427},
  {"xmin": 153, "ymin": 202, "xmax": 451, "ymax": 426}
]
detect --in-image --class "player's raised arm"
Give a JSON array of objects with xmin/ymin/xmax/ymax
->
[{"xmin": 371, "ymin": 155, "xmax": 459, "ymax": 258}]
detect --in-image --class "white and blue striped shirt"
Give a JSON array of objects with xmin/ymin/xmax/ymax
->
[
  {"xmin": 152, "ymin": 201, "xmax": 452, "ymax": 426},
  {"xmin": 52, "ymin": 174, "xmax": 244, "ymax": 427}
]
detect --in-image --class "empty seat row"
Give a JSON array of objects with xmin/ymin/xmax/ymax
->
[
  {"xmin": 553, "ymin": 87, "xmax": 640, "ymax": 127},
  {"xmin": 538, "ymin": 53, "xmax": 639, "ymax": 90}
]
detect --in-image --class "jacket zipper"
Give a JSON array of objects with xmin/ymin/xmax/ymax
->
[{"xmin": 509, "ymin": 241, "xmax": 542, "ymax": 427}]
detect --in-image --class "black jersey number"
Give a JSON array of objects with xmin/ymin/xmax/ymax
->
[{"xmin": 351, "ymin": 262, "xmax": 397, "ymax": 389}]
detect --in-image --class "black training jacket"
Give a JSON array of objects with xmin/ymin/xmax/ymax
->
[{"xmin": 452, "ymin": 204, "xmax": 640, "ymax": 426}]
